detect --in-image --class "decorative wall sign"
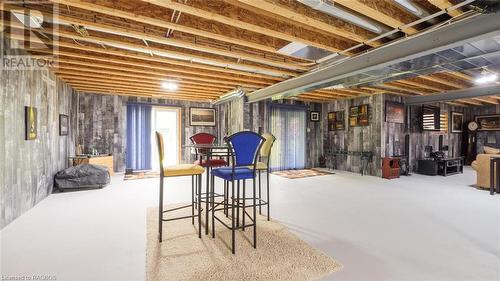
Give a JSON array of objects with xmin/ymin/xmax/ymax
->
[
  {"xmin": 189, "ymin": 107, "xmax": 216, "ymax": 126},
  {"xmin": 25, "ymin": 106, "xmax": 37, "ymax": 140},
  {"xmin": 385, "ymin": 101, "xmax": 405, "ymax": 124},
  {"xmin": 475, "ymin": 114, "xmax": 500, "ymax": 131},
  {"xmin": 349, "ymin": 104, "xmax": 370, "ymax": 127},
  {"xmin": 328, "ymin": 111, "xmax": 344, "ymax": 131},
  {"xmin": 59, "ymin": 114, "xmax": 69, "ymax": 136},
  {"xmin": 310, "ymin": 111, "xmax": 320, "ymax": 122},
  {"xmin": 451, "ymin": 112, "xmax": 464, "ymax": 133}
]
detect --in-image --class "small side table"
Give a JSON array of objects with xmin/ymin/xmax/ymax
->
[{"xmin": 489, "ymin": 158, "xmax": 500, "ymax": 195}]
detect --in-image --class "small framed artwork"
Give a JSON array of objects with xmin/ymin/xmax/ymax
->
[
  {"xmin": 349, "ymin": 106, "xmax": 358, "ymax": 127},
  {"xmin": 335, "ymin": 111, "xmax": 345, "ymax": 130},
  {"xmin": 475, "ymin": 114, "xmax": 500, "ymax": 131},
  {"xmin": 310, "ymin": 111, "xmax": 320, "ymax": 122},
  {"xmin": 450, "ymin": 112, "xmax": 463, "ymax": 133},
  {"xmin": 349, "ymin": 104, "xmax": 370, "ymax": 127},
  {"xmin": 59, "ymin": 114, "xmax": 69, "ymax": 136},
  {"xmin": 385, "ymin": 101, "xmax": 405, "ymax": 124},
  {"xmin": 328, "ymin": 112, "xmax": 336, "ymax": 131},
  {"xmin": 25, "ymin": 106, "xmax": 37, "ymax": 140},
  {"xmin": 328, "ymin": 111, "xmax": 345, "ymax": 131},
  {"xmin": 189, "ymin": 107, "xmax": 216, "ymax": 126},
  {"xmin": 358, "ymin": 104, "xmax": 369, "ymax": 126}
]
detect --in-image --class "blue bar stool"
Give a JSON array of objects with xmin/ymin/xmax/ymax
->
[
  {"xmin": 155, "ymin": 132, "xmax": 205, "ymax": 242},
  {"xmin": 210, "ymin": 131, "xmax": 265, "ymax": 254}
]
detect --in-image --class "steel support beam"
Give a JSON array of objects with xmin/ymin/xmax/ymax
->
[
  {"xmin": 247, "ymin": 14, "xmax": 500, "ymax": 103},
  {"xmin": 404, "ymin": 84, "xmax": 500, "ymax": 105}
]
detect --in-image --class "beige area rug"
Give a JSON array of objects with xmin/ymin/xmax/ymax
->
[
  {"xmin": 146, "ymin": 207, "xmax": 342, "ymax": 281},
  {"xmin": 124, "ymin": 171, "xmax": 159, "ymax": 180},
  {"xmin": 272, "ymin": 169, "xmax": 335, "ymax": 179}
]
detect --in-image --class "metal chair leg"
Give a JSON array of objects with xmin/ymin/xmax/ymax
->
[
  {"xmin": 231, "ymin": 179, "xmax": 236, "ymax": 254},
  {"xmin": 258, "ymin": 170, "xmax": 262, "ymax": 215},
  {"xmin": 211, "ymin": 174, "xmax": 216, "ymax": 238},
  {"xmin": 191, "ymin": 175, "xmax": 195, "ymax": 225},
  {"xmin": 198, "ymin": 174, "xmax": 202, "ymax": 238},
  {"xmin": 236, "ymin": 180, "xmax": 240, "ymax": 227},
  {"xmin": 158, "ymin": 175, "xmax": 164, "ymax": 243},
  {"xmin": 205, "ymin": 167, "xmax": 210, "ymax": 235},
  {"xmin": 253, "ymin": 178, "xmax": 257, "ymax": 248},
  {"xmin": 242, "ymin": 179, "xmax": 246, "ymax": 231},
  {"xmin": 267, "ymin": 169, "xmax": 270, "ymax": 221}
]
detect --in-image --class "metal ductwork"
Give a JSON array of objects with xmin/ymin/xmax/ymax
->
[
  {"xmin": 247, "ymin": 13, "xmax": 500, "ymax": 103},
  {"xmin": 394, "ymin": 0, "xmax": 437, "ymax": 24},
  {"xmin": 211, "ymin": 87, "xmax": 246, "ymax": 105},
  {"xmin": 298, "ymin": 0, "xmax": 390, "ymax": 35},
  {"xmin": 404, "ymin": 84, "xmax": 500, "ymax": 105}
]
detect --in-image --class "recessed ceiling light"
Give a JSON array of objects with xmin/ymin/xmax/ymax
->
[
  {"xmin": 475, "ymin": 73, "xmax": 498, "ymax": 85},
  {"xmin": 161, "ymin": 81, "xmax": 178, "ymax": 91}
]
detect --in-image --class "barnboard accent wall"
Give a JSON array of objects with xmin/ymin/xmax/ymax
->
[
  {"xmin": 465, "ymin": 104, "xmax": 500, "ymax": 154},
  {"xmin": 322, "ymin": 95, "xmax": 384, "ymax": 176},
  {"xmin": 217, "ymin": 98, "xmax": 323, "ymax": 168},
  {"xmin": 383, "ymin": 94, "xmax": 465, "ymax": 173},
  {"xmin": 1, "ymin": 39, "xmax": 76, "ymax": 229},
  {"xmin": 75, "ymin": 93, "xmax": 217, "ymax": 172}
]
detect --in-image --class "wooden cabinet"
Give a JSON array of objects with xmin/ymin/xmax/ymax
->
[
  {"xmin": 382, "ymin": 157, "xmax": 400, "ymax": 179},
  {"xmin": 72, "ymin": 155, "xmax": 114, "ymax": 176}
]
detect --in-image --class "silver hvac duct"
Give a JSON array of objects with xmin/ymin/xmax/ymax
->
[
  {"xmin": 298, "ymin": 0, "xmax": 392, "ymax": 35},
  {"xmin": 394, "ymin": 0, "xmax": 438, "ymax": 24}
]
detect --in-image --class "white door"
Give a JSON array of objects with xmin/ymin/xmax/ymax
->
[{"xmin": 151, "ymin": 107, "xmax": 180, "ymax": 170}]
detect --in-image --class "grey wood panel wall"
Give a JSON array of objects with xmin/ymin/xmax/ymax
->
[
  {"xmin": 465, "ymin": 104, "xmax": 500, "ymax": 154},
  {"xmin": 217, "ymin": 98, "xmax": 323, "ymax": 168},
  {"xmin": 1, "ymin": 39, "xmax": 75, "ymax": 229},
  {"xmin": 322, "ymin": 95, "xmax": 384, "ymax": 176},
  {"xmin": 75, "ymin": 93, "xmax": 217, "ymax": 172}
]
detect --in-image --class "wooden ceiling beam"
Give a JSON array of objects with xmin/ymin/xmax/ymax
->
[
  {"xmin": 69, "ymin": 84, "xmax": 216, "ymax": 100},
  {"xmin": 30, "ymin": 48, "xmax": 277, "ymax": 86},
  {"xmin": 49, "ymin": 0, "xmax": 285, "ymax": 55},
  {"xmin": 1, "ymin": 16, "xmax": 290, "ymax": 79},
  {"xmin": 53, "ymin": 66, "xmax": 234, "ymax": 91},
  {"xmin": 53, "ymin": 66, "xmax": 240, "ymax": 89},
  {"xmin": 141, "ymin": 0, "xmax": 353, "ymax": 53},
  {"xmin": 234, "ymin": 0, "xmax": 379, "ymax": 47},
  {"xmin": 334, "ymin": 0, "xmax": 418, "ymax": 35},
  {"xmin": 427, "ymin": 0, "xmax": 462, "ymax": 17},
  {"xmin": 40, "ymin": 57, "xmax": 270, "ymax": 88},
  {"xmin": 72, "ymin": 87, "xmax": 212, "ymax": 101},
  {"xmin": 63, "ymin": 79, "xmax": 223, "ymax": 96},
  {"xmin": 57, "ymin": 75, "xmax": 227, "ymax": 92}
]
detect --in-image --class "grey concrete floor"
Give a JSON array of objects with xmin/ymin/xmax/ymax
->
[{"xmin": 1, "ymin": 167, "xmax": 499, "ymax": 281}]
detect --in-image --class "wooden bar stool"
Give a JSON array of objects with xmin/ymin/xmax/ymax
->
[{"xmin": 155, "ymin": 132, "xmax": 205, "ymax": 242}]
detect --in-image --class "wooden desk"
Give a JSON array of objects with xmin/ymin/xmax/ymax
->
[{"xmin": 71, "ymin": 155, "xmax": 114, "ymax": 175}]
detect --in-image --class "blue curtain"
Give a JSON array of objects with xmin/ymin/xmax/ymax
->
[
  {"xmin": 126, "ymin": 103, "xmax": 152, "ymax": 170},
  {"xmin": 269, "ymin": 105, "xmax": 306, "ymax": 171}
]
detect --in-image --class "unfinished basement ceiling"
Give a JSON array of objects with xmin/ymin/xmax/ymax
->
[{"xmin": 1, "ymin": 0, "xmax": 497, "ymax": 105}]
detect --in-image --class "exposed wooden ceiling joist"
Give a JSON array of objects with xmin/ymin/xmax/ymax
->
[
  {"xmin": 233, "ymin": 0, "xmax": 380, "ymax": 48},
  {"xmin": 334, "ymin": 0, "xmax": 419, "ymax": 34},
  {"xmin": 141, "ymin": 0, "xmax": 354, "ymax": 53}
]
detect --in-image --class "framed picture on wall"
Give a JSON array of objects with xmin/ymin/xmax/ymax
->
[
  {"xmin": 310, "ymin": 111, "xmax": 320, "ymax": 122},
  {"xmin": 59, "ymin": 114, "xmax": 69, "ymax": 136},
  {"xmin": 189, "ymin": 107, "xmax": 216, "ymax": 126},
  {"xmin": 328, "ymin": 111, "xmax": 345, "ymax": 131},
  {"xmin": 385, "ymin": 101, "xmax": 405, "ymax": 124},
  {"xmin": 451, "ymin": 112, "xmax": 463, "ymax": 133},
  {"xmin": 475, "ymin": 114, "xmax": 500, "ymax": 131},
  {"xmin": 25, "ymin": 106, "xmax": 37, "ymax": 140},
  {"xmin": 349, "ymin": 104, "xmax": 370, "ymax": 127}
]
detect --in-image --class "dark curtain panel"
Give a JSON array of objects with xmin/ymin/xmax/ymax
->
[
  {"xmin": 269, "ymin": 105, "xmax": 306, "ymax": 171},
  {"xmin": 126, "ymin": 103, "xmax": 152, "ymax": 170}
]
